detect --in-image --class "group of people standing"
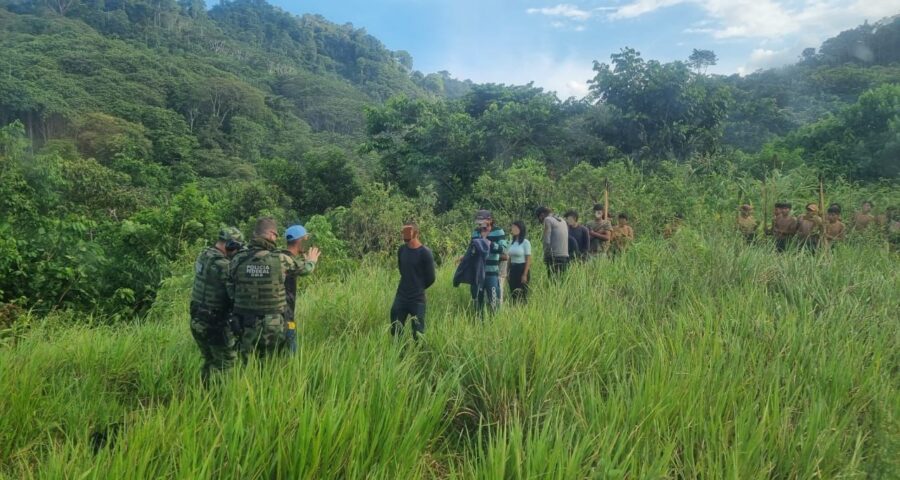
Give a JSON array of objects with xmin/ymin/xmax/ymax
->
[
  {"xmin": 736, "ymin": 200, "xmax": 891, "ymax": 252},
  {"xmin": 189, "ymin": 218, "xmax": 321, "ymax": 384},
  {"xmin": 188, "ymin": 199, "xmax": 895, "ymax": 381},
  {"xmin": 390, "ymin": 206, "xmax": 635, "ymax": 341}
]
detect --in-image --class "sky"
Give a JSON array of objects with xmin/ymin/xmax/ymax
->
[{"xmin": 260, "ymin": 0, "xmax": 900, "ymax": 98}]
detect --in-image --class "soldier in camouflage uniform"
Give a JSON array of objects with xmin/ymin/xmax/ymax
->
[
  {"xmin": 228, "ymin": 218, "xmax": 319, "ymax": 360},
  {"xmin": 190, "ymin": 227, "xmax": 244, "ymax": 384}
]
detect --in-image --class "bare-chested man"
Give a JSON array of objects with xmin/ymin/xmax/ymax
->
[
  {"xmin": 736, "ymin": 204, "xmax": 758, "ymax": 244},
  {"xmin": 797, "ymin": 203, "xmax": 824, "ymax": 252},
  {"xmin": 853, "ymin": 201, "xmax": 876, "ymax": 230},
  {"xmin": 824, "ymin": 204, "xmax": 846, "ymax": 245},
  {"xmin": 610, "ymin": 212, "xmax": 634, "ymax": 257},
  {"xmin": 769, "ymin": 202, "xmax": 798, "ymax": 252},
  {"xmin": 663, "ymin": 212, "xmax": 684, "ymax": 240}
]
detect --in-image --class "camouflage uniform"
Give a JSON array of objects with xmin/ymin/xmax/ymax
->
[
  {"xmin": 228, "ymin": 237, "xmax": 315, "ymax": 360},
  {"xmin": 189, "ymin": 228, "xmax": 243, "ymax": 384}
]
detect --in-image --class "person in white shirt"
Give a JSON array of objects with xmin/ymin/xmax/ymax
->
[{"xmin": 507, "ymin": 221, "xmax": 532, "ymax": 303}]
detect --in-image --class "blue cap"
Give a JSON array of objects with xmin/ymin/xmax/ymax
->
[{"xmin": 285, "ymin": 225, "xmax": 307, "ymax": 242}]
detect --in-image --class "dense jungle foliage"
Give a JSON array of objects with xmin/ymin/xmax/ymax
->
[{"xmin": 0, "ymin": 0, "xmax": 898, "ymax": 317}]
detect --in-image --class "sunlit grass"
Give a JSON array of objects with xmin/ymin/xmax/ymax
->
[{"xmin": 1, "ymin": 231, "xmax": 897, "ymax": 478}]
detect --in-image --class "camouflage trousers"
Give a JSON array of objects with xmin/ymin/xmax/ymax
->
[
  {"xmin": 189, "ymin": 303, "xmax": 237, "ymax": 384},
  {"xmin": 233, "ymin": 312, "xmax": 287, "ymax": 360}
]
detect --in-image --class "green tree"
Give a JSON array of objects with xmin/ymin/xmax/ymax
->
[
  {"xmin": 588, "ymin": 48, "xmax": 731, "ymax": 161},
  {"xmin": 688, "ymin": 49, "xmax": 718, "ymax": 74}
]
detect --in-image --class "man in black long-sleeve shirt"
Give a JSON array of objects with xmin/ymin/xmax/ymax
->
[{"xmin": 391, "ymin": 222, "xmax": 436, "ymax": 340}]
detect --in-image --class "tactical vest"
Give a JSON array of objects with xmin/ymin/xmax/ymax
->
[
  {"xmin": 232, "ymin": 247, "xmax": 286, "ymax": 315},
  {"xmin": 190, "ymin": 247, "xmax": 230, "ymax": 311}
]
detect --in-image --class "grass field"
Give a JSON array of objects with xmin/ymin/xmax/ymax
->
[{"xmin": 1, "ymin": 228, "xmax": 898, "ymax": 479}]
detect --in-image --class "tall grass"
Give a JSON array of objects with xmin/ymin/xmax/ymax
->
[{"xmin": 1, "ymin": 231, "xmax": 897, "ymax": 478}]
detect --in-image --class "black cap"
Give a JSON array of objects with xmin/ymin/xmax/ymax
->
[{"xmin": 475, "ymin": 209, "xmax": 493, "ymax": 224}]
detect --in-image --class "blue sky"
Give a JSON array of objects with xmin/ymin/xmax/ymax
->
[{"xmin": 261, "ymin": 1, "xmax": 900, "ymax": 98}]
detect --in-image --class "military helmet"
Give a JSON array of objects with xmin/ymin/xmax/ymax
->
[{"xmin": 219, "ymin": 227, "xmax": 244, "ymax": 243}]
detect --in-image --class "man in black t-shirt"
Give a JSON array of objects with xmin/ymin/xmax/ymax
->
[
  {"xmin": 564, "ymin": 210, "xmax": 591, "ymax": 260},
  {"xmin": 391, "ymin": 222, "xmax": 436, "ymax": 340}
]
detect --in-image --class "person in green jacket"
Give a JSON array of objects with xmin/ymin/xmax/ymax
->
[
  {"xmin": 189, "ymin": 227, "xmax": 244, "ymax": 384},
  {"xmin": 228, "ymin": 218, "xmax": 318, "ymax": 360}
]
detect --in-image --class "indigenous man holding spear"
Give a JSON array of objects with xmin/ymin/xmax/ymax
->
[{"xmin": 587, "ymin": 178, "xmax": 613, "ymax": 257}]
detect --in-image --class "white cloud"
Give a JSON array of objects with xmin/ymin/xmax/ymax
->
[
  {"xmin": 608, "ymin": 0, "xmax": 900, "ymax": 39},
  {"xmin": 527, "ymin": 4, "xmax": 594, "ymax": 21},
  {"xmin": 611, "ymin": 0, "xmax": 685, "ymax": 19},
  {"xmin": 445, "ymin": 54, "xmax": 595, "ymax": 99},
  {"xmin": 737, "ymin": 47, "xmax": 802, "ymax": 74},
  {"xmin": 606, "ymin": 0, "xmax": 900, "ymax": 74},
  {"xmin": 750, "ymin": 48, "xmax": 778, "ymax": 61}
]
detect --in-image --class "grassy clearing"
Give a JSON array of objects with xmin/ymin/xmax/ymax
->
[{"xmin": 1, "ymin": 229, "xmax": 898, "ymax": 478}]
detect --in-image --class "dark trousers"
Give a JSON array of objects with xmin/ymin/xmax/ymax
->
[
  {"xmin": 775, "ymin": 238, "xmax": 789, "ymax": 252},
  {"xmin": 799, "ymin": 236, "xmax": 819, "ymax": 254},
  {"xmin": 390, "ymin": 298, "xmax": 426, "ymax": 340},
  {"xmin": 470, "ymin": 274, "xmax": 501, "ymax": 316},
  {"xmin": 507, "ymin": 263, "xmax": 529, "ymax": 304},
  {"xmin": 189, "ymin": 303, "xmax": 236, "ymax": 384},
  {"xmin": 544, "ymin": 255, "xmax": 569, "ymax": 279}
]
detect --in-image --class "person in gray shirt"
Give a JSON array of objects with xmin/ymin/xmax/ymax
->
[{"xmin": 535, "ymin": 206, "xmax": 569, "ymax": 278}]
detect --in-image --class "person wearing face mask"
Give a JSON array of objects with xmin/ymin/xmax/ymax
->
[{"xmin": 391, "ymin": 222, "xmax": 436, "ymax": 340}]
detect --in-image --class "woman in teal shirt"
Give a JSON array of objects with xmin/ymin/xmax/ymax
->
[{"xmin": 507, "ymin": 221, "xmax": 532, "ymax": 303}]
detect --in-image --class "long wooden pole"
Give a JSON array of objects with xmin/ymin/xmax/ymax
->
[
  {"xmin": 819, "ymin": 176, "xmax": 827, "ymax": 251},
  {"xmin": 762, "ymin": 181, "xmax": 768, "ymax": 235},
  {"xmin": 604, "ymin": 178, "xmax": 610, "ymax": 221},
  {"xmin": 768, "ymin": 154, "xmax": 777, "ymax": 233}
]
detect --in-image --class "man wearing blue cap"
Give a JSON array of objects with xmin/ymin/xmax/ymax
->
[
  {"xmin": 228, "ymin": 218, "xmax": 320, "ymax": 360},
  {"xmin": 282, "ymin": 224, "xmax": 320, "ymax": 354}
]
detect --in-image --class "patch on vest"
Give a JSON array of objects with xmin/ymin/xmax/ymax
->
[
  {"xmin": 195, "ymin": 261, "xmax": 204, "ymax": 274},
  {"xmin": 246, "ymin": 264, "xmax": 271, "ymax": 278}
]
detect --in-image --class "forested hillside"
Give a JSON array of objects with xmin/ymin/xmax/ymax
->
[{"xmin": 0, "ymin": 0, "xmax": 897, "ymax": 317}]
